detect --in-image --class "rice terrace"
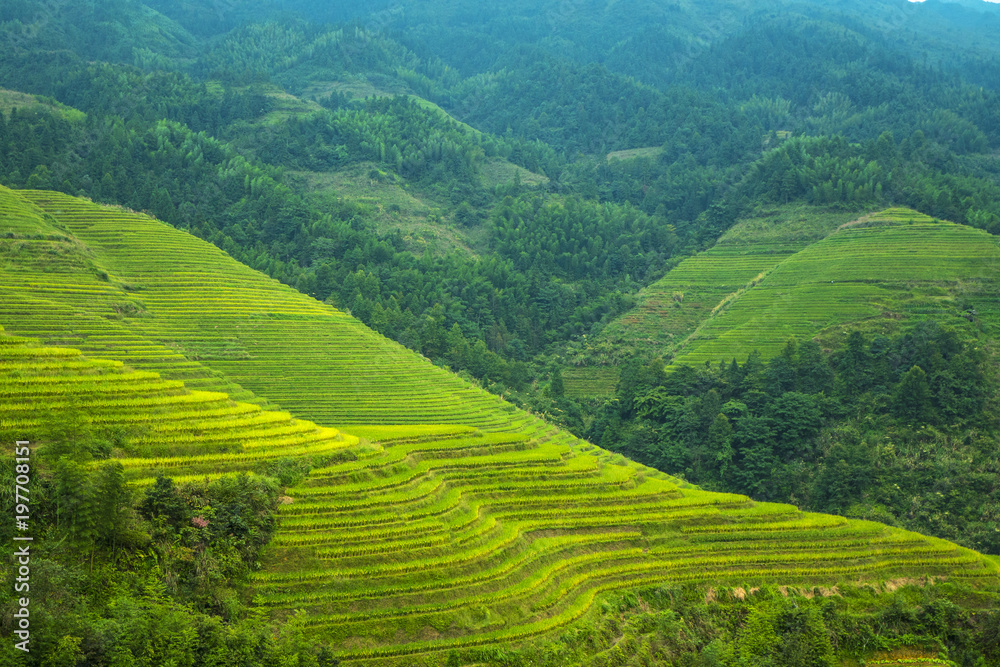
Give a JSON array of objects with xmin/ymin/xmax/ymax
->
[
  {"xmin": 591, "ymin": 206, "xmax": 1000, "ymax": 373},
  {"xmin": 2, "ymin": 185, "xmax": 999, "ymax": 664}
]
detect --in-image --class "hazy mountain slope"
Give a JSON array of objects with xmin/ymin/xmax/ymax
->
[{"xmin": 0, "ymin": 0, "xmax": 198, "ymax": 62}]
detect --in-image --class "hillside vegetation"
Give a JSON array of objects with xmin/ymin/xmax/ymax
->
[
  {"xmin": 673, "ymin": 208, "xmax": 1000, "ymax": 368},
  {"xmin": 3, "ymin": 0, "xmax": 1000, "ymax": 662},
  {"xmin": 2, "ymin": 187, "xmax": 998, "ymax": 664},
  {"xmin": 578, "ymin": 208, "xmax": 1000, "ymax": 559},
  {"xmin": 589, "ymin": 205, "xmax": 859, "ymax": 369},
  {"xmin": 574, "ymin": 205, "xmax": 1000, "ymax": 378},
  {"xmin": 4, "ymin": 0, "xmax": 1000, "ymax": 435}
]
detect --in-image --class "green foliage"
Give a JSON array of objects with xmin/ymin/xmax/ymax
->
[
  {"xmin": 591, "ymin": 322, "xmax": 1000, "ymax": 553},
  {"xmin": 140, "ymin": 475, "xmax": 189, "ymax": 524},
  {"xmin": 239, "ymin": 94, "xmax": 558, "ymax": 185},
  {"xmin": 729, "ymin": 135, "xmax": 1000, "ymax": 234},
  {"xmin": 141, "ymin": 473, "xmax": 278, "ymax": 579},
  {"xmin": 2, "ymin": 1, "xmax": 1000, "ymax": 662},
  {"xmin": 893, "ymin": 366, "xmax": 934, "ymax": 423},
  {"xmin": 494, "ymin": 583, "xmax": 1000, "ymax": 667},
  {"xmin": 489, "ymin": 195, "xmax": 675, "ymax": 282},
  {"xmin": 52, "ymin": 458, "xmax": 97, "ymax": 545},
  {"xmin": 94, "ymin": 462, "xmax": 135, "ymax": 550}
]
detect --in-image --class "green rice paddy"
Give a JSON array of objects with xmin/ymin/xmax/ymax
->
[
  {"xmin": 596, "ymin": 206, "xmax": 858, "ymax": 364},
  {"xmin": 2, "ymin": 188, "xmax": 998, "ymax": 664},
  {"xmin": 673, "ymin": 208, "xmax": 1000, "ymax": 367},
  {"xmin": 589, "ymin": 205, "xmax": 1000, "ymax": 383}
]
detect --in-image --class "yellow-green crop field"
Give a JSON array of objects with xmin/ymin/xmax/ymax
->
[
  {"xmin": 0, "ymin": 326, "xmax": 356, "ymax": 481},
  {"xmin": 672, "ymin": 208, "xmax": 1000, "ymax": 367},
  {"xmin": 595, "ymin": 206, "xmax": 859, "ymax": 364},
  {"xmin": 590, "ymin": 204, "xmax": 1000, "ymax": 379},
  {"xmin": 2, "ymin": 187, "xmax": 998, "ymax": 665}
]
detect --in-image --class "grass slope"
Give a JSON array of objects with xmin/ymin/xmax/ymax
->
[
  {"xmin": 673, "ymin": 208, "xmax": 1000, "ymax": 367},
  {"xmin": 291, "ymin": 164, "xmax": 481, "ymax": 258},
  {"xmin": 584, "ymin": 205, "xmax": 1000, "ymax": 389},
  {"xmin": 0, "ymin": 88, "xmax": 86, "ymax": 121},
  {"xmin": 2, "ymin": 188, "xmax": 998, "ymax": 664},
  {"xmin": 565, "ymin": 206, "xmax": 856, "ymax": 395}
]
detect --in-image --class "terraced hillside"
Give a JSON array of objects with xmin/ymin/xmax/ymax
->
[
  {"xmin": 563, "ymin": 207, "xmax": 857, "ymax": 395},
  {"xmin": 2, "ymin": 188, "xmax": 999, "ymax": 664},
  {"xmin": 252, "ymin": 427, "xmax": 997, "ymax": 663},
  {"xmin": 1, "ymin": 186, "xmax": 523, "ymax": 429},
  {"xmin": 586, "ymin": 206, "xmax": 1000, "ymax": 381},
  {"xmin": 596, "ymin": 206, "xmax": 856, "ymax": 357},
  {"xmin": 0, "ymin": 325, "xmax": 356, "ymax": 486},
  {"xmin": 672, "ymin": 208, "xmax": 1000, "ymax": 368}
]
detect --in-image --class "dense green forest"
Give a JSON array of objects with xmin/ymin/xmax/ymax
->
[
  {"xmin": 589, "ymin": 323, "xmax": 1000, "ymax": 555},
  {"xmin": 3, "ymin": 0, "xmax": 1000, "ymax": 663}
]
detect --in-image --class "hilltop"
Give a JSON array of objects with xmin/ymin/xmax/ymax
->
[
  {"xmin": 1, "ymin": 185, "xmax": 998, "ymax": 664},
  {"xmin": 569, "ymin": 204, "xmax": 1000, "ymax": 395}
]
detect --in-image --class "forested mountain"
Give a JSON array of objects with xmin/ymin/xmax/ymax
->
[{"xmin": 2, "ymin": 0, "xmax": 1000, "ymax": 663}]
